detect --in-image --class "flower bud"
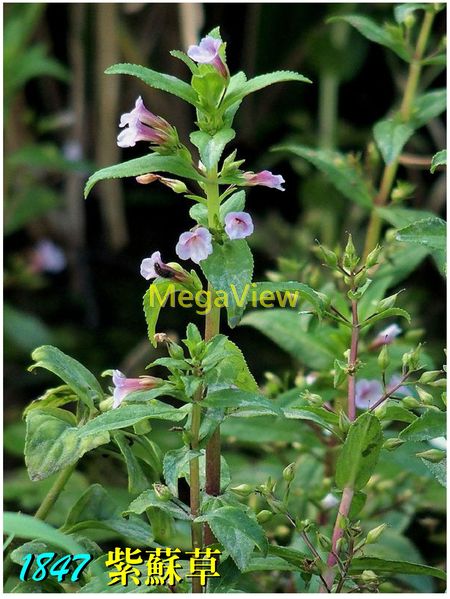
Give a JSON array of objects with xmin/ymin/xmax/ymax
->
[
  {"xmin": 429, "ymin": 378, "xmax": 447, "ymax": 388},
  {"xmin": 418, "ymin": 370, "xmax": 442, "ymax": 384},
  {"xmin": 376, "ymin": 292, "xmax": 400, "ymax": 311},
  {"xmin": 415, "ymin": 386, "xmax": 434, "ymax": 405},
  {"xmin": 401, "ymin": 396, "xmax": 421, "ymax": 409},
  {"xmin": 99, "ymin": 397, "xmax": 114, "ymax": 412},
  {"xmin": 302, "ymin": 390, "xmax": 323, "ymax": 406},
  {"xmin": 153, "ymin": 483, "xmax": 172, "ymax": 502},
  {"xmin": 361, "ymin": 570, "xmax": 378, "ymax": 583},
  {"xmin": 296, "ymin": 518, "xmax": 313, "ymax": 532},
  {"xmin": 416, "ymin": 449, "xmax": 446, "ymax": 463},
  {"xmin": 158, "ymin": 177, "xmax": 188, "ymax": 194},
  {"xmin": 402, "ymin": 344, "xmax": 422, "ymax": 371},
  {"xmin": 374, "ymin": 402, "xmax": 387, "ymax": 419},
  {"xmin": 383, "ymin": 437, "xmax": 405, "ymax": 451},
  {"xmin": 230, "ymin": 484, "xmax": 253, "ymax": 497},
  {"xmin": 317, "ymin": 532, "xmax": 332, "ymax": 550},
  {"xmin": 365, "ymin": 523, "xmax": 388, "ymax": 544},
  {"xmin": 353, "ymin": 269, "xmax": 368, "ymax": 288},
  {"xmin": 378, "ymin": 345, "xmax": 390, "ymax": 371},
  {"xmin": 256, "ymin": 510, "xmax": 273, "ymax": 524},
  {"xmin": 282, "ymin": 463, "xmax": 296, "ymax": 483},
  {"xmin": 365, "ymin": 245, "xmax": 382, "ymax": 269},
  {"xmin": 318, "ymin": 245, "xmax": 338, "ymax": 269}
]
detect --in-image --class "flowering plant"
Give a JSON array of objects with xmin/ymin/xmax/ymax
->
[{"xmin": 5, "ymin": 10, "xmax": 446, "ymax": 594}]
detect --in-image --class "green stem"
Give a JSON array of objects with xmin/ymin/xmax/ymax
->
[
  {"xmin": 190, "ymin": 391, "xmax": 203, "ymax": 594},
  {"xmin": 3, "ymin": 463, "xmax": 76, "ymax": 583},
  {"xmin": 203, "ymin": 174, "xmax": 222, "ymax": 547},
  {"xmin": 362, "ymin": 9, "xmax": 435, "ymax": 260}
]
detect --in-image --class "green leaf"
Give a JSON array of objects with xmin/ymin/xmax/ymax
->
[
  {"xmin": 374, "ymin": 118, "xmax": 414, "ymax": 164},
  {"xmin": 62, "ymin": 484, "xmax": 153, "ymax": 545},
  {"xmin": 251, "ymin": 281, "xmax": 325, "ymax": 315},
  {"xmin": 196, "ymin": 506, "xmax": 268, "ymax": 571},
  {"xmin": 277, "ymin": 145, "xmax": 372, "ymax": 208},
  {"xmin": 219, "ymin": 190, "xmax": 246, "ymax": 222},
  {"xmin": 394, "ymin": 4, "xmax": 429, "ymax": 24},
  {"xmin": 222, "ymin": 70, "xmax": 311, "ymax": 110},
  {"xmin": 124, "ymin": 489, "xmax": 192, "ymax": 521},
  {"xmin": 78, "ymin": 402, "xmax": 188, "ymax": 437},
  {"xmin": 201, "ymin": 239, "xmax": 253, "ymax": 327},
  {"xmin": 29, "ymin": 345, "xmax": 104, "ymax": 412},
  {"xmin": 383, "ymin": 403, "xmax": 417, "ymax": 423},
  {"xmin": 163, "ymin": 447, "xmax": 201, "ymax": 496},
  {"xmin": 431, "ymin": 149, "xmax": 447, "ymax": 173},
  {"xmin": 396, "ymin": 217, "xmax": 446, "ymax": 251},
  {"xmin": 376, "ymin": 206, "xmax": 437, "ymax": 228},
  {"xmin": 421, "ymin": 458, "xmax": 446, "ymax": 487},
  {"xmin": 143, "ymin": 279, "xmax": 184, "ymax": 347},
  {"xmin": 267, "ymin": 545, "xmax": 309, "ymax": 567},
  {"xmin": 113, "ymin": 432, "xmax": 149, "ymax": 495},
  {"xmin": 105, "ymin": 63, "xmax": 198, "ymax": 105},
  {"xmin": 282, "ymin": 405, "xmax": 340, "ymax": 435},
  {"xmin": 330, "ymin": 15, "xmax": 411, "ymax": 61},
  {"xmin": 203, "ymin": 389, "xmax": 282, "ymax": 417},
  {"xmin": 85, "ymin": 154, "xmax": 204, "ymax": 198},
  {"xmin": 24, "ymin": 409, "xmax": 109, "ymax": 481},
  {"xmin": 240, "ymin": 310, "xmax": 335, "ymax": 369},
  {"xmin": 399, "ymin": 410, "xmax": 446, "ymax": 441},
  {"xmin": 189, "ymin": 202, "xmax": 208, "ymax": 226},
  {"xmin": 335, "ymin": 412, "xmax": 383, "ymax": 491},
  {"xmin": 190, "ymin": 128, "xmax": 235, "ymax": 171},
  {"xmin": 350, "ymin": 556, "xmax": 446, "ymax": 580},
  {"xmin": 412, "ymin": 89, "xmax": 446, "ymax": 128},
  {"xmin": 361, "ymin": 307, "xmax": 411, "ymax": 329},
  {"xmin": 202, "ymin": 336, "xmax": 258, "ymax": 393}
]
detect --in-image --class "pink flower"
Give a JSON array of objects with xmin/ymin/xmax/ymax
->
[
  {"xmin": 112, "ymin": 369, "xmax": 161, "ymax": 408},
  {"xmin": 175, "ymin": 227, "xmax": 213, "ymax": 264},
  {"xmin": 370, "ymin": 324, "xmax": 402, "ymax": 349},
  {"xmin": 224, "ymin": 211, "xmax": 254, "ymax": 240},
  {"xmin": 30, "ymin": 239, "xmax": 66, "ymax": 274},
  {"xmin": 117, "ymin": 96, "xmax": 174, "ymax": 148},
  {"xmin": 355, "ymin": 379, "xmax": 383, "ymax": 409},
  {"xmin": 242, "ymin": 170, "xmax": 285, "ymax": 191},
  {"xmin": 187, "ymin": 36, "xmax": 228, "ymax": 77},
  {"xmin": 140, "ymin": 251, "xmax": 188, "ymax": 282}
]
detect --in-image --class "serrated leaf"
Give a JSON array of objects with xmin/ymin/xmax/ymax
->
[
  {"xmin": 105, "ymin": 63, "xmax": 198, "ymax": 105},
  {"xmin": 29, "ymin": 345, "xmax": 103, "ymax": 412},
  {"xmin": 399, "ymin": 409, "xmax": 446, "ymax": 441},
  {"xmin": 196, "ymin": 506, "xmax": 268, "ymax": 571},
  {"xmin": 163, "ymin": 446, "xmax": 201, "ymax": 496},
  {"xmin": 430, "ymin": 149, "xmax": 447, "ymax": 173},
  {"xmin": 190, "ymin": 128, "xmax": 235, "ymax": 171},
  {"xmin": 277, "ymin": 145, "xmax": 372, "ymax": 208},
  {"xmin": 78, "ymin": 402, "xmax": 188, "ymax": 438},
  {"xmin": 361, "ymin": 307, "xmax": 411, "ymax": 329},
  {"xmin": 374, "ymin": 118, "xmax": 414, "ymax": 164},
  {"xmin": 376, "ymin": 206, "xmax": 437, "ymax": 228},
  {"xmin": 330, "ymin": 15, "xmax": 411, "ymax": 61},
  {"xmin": 124, "ymin": 489, "xmax": 192, "ymax": 521},
  {"xmin": 335, "ymin": 412, "xmax": 383, "ymax": 491},
  {"xmin": 396, "ymin": 216, "xmax": 446, "ymax": 251},
  {"xmin": 251, "ymin": 281, "xmax": 325, "ymax": 315},
  {"xmin": 222, "ymin": 70, "xmax": 311, "ymax": 110},
  {"xmin": 349, "ymin": 556, "xmax": 446, "ymax": 580},
  {"xmin": 201, "ymin": 239, "xmax": 253, "ymax": 327},
  {"xmin": 203, "ymin": 389, "xmax": 282, "ymax": 417},
  {"xmin": 282, "ymin": 405, "xmax": 340, "ymax": 435},
  {"xmin": 202, "ymin": 335, "xmax": 258, "ymax": 393},
  {"xmin": 421, "ymin": 458, "xmax": 446, "ymax": 487},
  {"xmin": 85, "ymin": 154, "xmax": 204, "ymax": 198},
  {"xmin": 24, "ymin": 409, "xmax": 109, "ymax": 481}
]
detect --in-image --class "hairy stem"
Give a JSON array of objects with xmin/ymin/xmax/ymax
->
[{"xmin": 362, "ymin": 9, "xmax": 435, "ymax": 260}]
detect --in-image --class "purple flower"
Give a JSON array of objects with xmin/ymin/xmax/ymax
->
[
  {"xmin": 224, "ymin": 211, "xmax": 254, "ymax": 240},
  {"xmin": 140, "ymin": 251, "xmax": 188, "ymax": 283},
  {"xmin": 370, "ymin": 324, "xmax": 402, "ymax": 349},
  {"xmin": 117, "ymin": 96, "xmax": 174, "ymax": 148},
  {"xmin": 355, "ymin": 379, "xmax": 383, "ymax": 409},
  {"xmin": 112, "ymin": 369, "xmax": 161, "ymax": 408},
  {"xmin": 175, "ymin": 227, "xmax": 213, "ymax": 264},
  {"xmin": 187, "ymin": 36, "xmax": 228, "ymax": 77},
  {"xmin": 30, "ymin": 239, "xmax": 66, "ymax": 274},
  {"xmin": 242, "ymin": 170, "xmax": 285, "ymax": 191}
]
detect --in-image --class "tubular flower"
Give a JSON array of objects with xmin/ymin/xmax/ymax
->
[
  {"xmin": 242, "ymin": 170, "xmax": 285, "ymax": 191},
  {"xmin": 370, "ymin": 324, "xmax": 402, "ymax": 349},
  {"xmin": 140, "ymin": 251, "xmax": 188, "ymax": 283},
  {"xmin": 117, "ymin": 96, "xmax": 176, "ymax": 148},
  {"xmin": 112, "ymin": 370, "xmax": 162, "ymax": 408},
  {"xmin": 175, "ymin": 227, "xmax": 213, "ymax": 264},
  {"xmin": 187, "ymin": 36, "xmax": 228, "ymax": 77},
  {"xmin": 224, "ymin": 211, "xmax": 254, "ymax": 240}
]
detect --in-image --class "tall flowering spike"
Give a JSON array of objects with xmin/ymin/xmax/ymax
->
[
  {"xmin": 112, "ymin": 370, "xmax": 161, "ymax": 409},
  {"xmin": 140, "ymin": 251, "xmax": 189, "ymax": 283},
  {"xmin": 175, "ymin": 227, "xmax": 213, "ymax": 264},
  {"xmin": 242, "ymin": 170, "xmax": 285, "ymax": 191},
  {"xmin": 117, "ymin": 96, "xmax": 177, "ymax": 149},
  {"xmin": 355, "ymin": 379, "xmax": 383, "ymax": 410},
  {"xmin": 187, "ymin": 36, "xmax": 228, "ymax": 77},
  {"xmin": 370, "ymin": 324, "xmax": 402, "ymax": 349},
  {"xmin": 224, "ymin": 211, "xmax": 254, "ymax": 240}
]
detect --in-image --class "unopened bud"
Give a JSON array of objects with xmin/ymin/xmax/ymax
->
[
  {"xmin": 230, "ymin": 484, "xmax": 253, "ymax": 497},
  {"xmin": 366, "ymin": 523, "xmax": 387, "ymax": 544},
  {"xmin": 374, "ymin": 402, "xmax": 387, "ymax": 419},
  {"xmin": 416, "ymin": 449, "xmax": 446, "ymax": 463},
  {"xmin": 318, "ymin": 245, "xmax": 338, "ymax": 269},
  {"xmin": 416, "ymin": 386, "xmax": 434, "ymax": 405},
  {"xmin": 365, "ymin": 245, "xmax": 382, "ymax": 268},
  {"xmin": 136, "ymin": 173, "xmax": 159, "ymax": 185},
  {"xmin": 153, "ymin": 483, "xmax": 172, "ymax": 501},
  {"xmin": 429, "ymin": 378, "xmax": 447, "ymax": 388},
  {"xmin": 158, "ymin": 177, "xmax": 188, "ymax": 194},
  {"xmin": 302, "ymin": 390, "xmax": 323, "ymax": 406},
  {"xmin": 378, "ymin": 345, "xmax": 390, "ymax": 371},
  {"xmin": 256, "ymin": 510, "xmax": 273, "ymax": 524},
  {"xmin": 361, "ymin": 570, "xmax": 378, "ymax": 583},
  {"xmin": 343, "ymin": 234, "xmax": 359, "ymax": 271},
  {"xmin": 283, "ymin": 463, "xmax": 296, "ymax": 483},
  {"xmin": 317, "ymin": 532, "xmax": 332, "ymax": 550},
  {"xmin": 401, "ymin": 396, "xmax": 421, "ymax": 409},
  {"xmin": 296, "ymin": 518, "xmax": 313, "ymax": 532},
  {"xmin": 353, "ymin": 269, "xmax": 368, "ymax": 287},
  {"xmin": 377, "ymin": 292, "xmax": 399, "ymax": 311},
  {"xmin": 99, "ymin": 397, "xmax": 114, "ymax": 412},
  {"xmin": 383, "ymin": 437, "xmax": 405, "ymax": 451},
  {"xmin": 419, "ymin": 370, "xmax": 442, "ymax": 384}
]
